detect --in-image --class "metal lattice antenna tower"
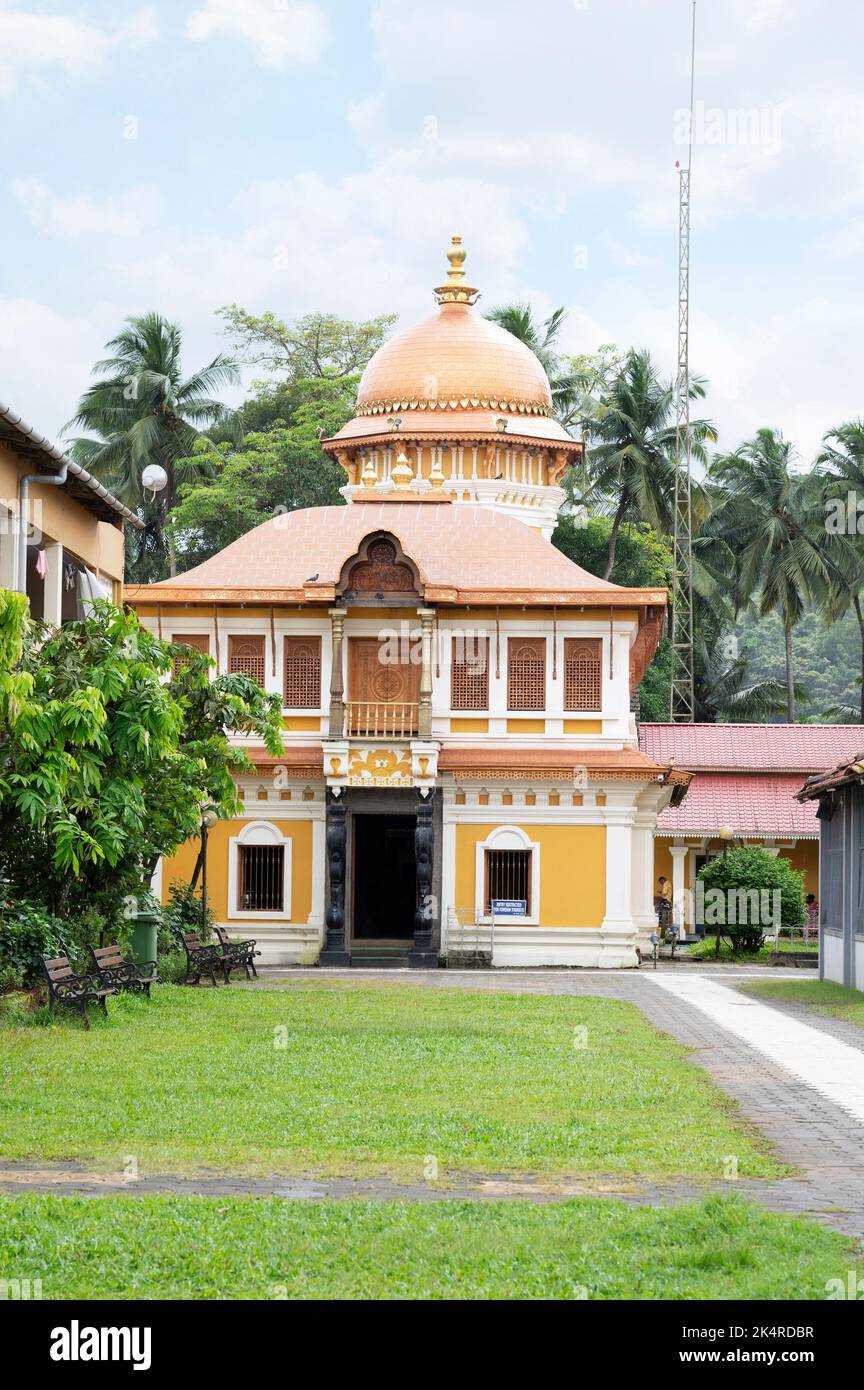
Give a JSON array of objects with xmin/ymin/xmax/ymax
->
[{"xmin": 670, "ymin": 1, "xmax": 697, "ymax": 722}]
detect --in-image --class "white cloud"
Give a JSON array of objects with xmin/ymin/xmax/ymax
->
[
  {"xmin": 0, "ymin": 298, "xmax": 115, "ymax": 445},
  {"xmin": 186, "ymin": 0, "xmax": 329, "ymax": 68},
  {"xmin": 12, "ymin": 179, "xmax": 161, "ymax": 240},
  {"xmin": 0, "ymin": 3, "xmax": 158, "ymax": 95},
  {"xmin": 1, "ymin": 162, "xmax": 528, "ymax": 437}
]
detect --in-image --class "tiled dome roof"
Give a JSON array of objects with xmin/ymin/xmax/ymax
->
[
  {"xmin": 355, "ymin": 302, "xmax": 553, "ymax": 418},
  {"xmin": 326, "ymin": 237, "xmax": 579, "ymax": 451}
]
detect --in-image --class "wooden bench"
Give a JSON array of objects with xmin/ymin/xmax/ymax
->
[
  {"xmin": 175, "ymin": 930, "xmax": 228, "ymax": 986},
  {"xmin": 214, "ymin": 926, "xmax": 261, "ymax": 981},
  {"xmin": 40, "ymin": 955, "xmax": 118, "ymax": 1026},
  {"xmin": 87, "ymin": 943, "xmax": 158, "ymax": 996}
]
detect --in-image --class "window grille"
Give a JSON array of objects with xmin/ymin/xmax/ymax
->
[
  {"xmin": 284, "ymin": 636, "xmax": 322, "ymax": 708},
  {"xmin": 564, "ymin": 638, "xmax": 602, "ymax": 710},
  {"xmin": 484, "ymin": 849, "xmax": 531, "ymax": 915},
  {"xmin": 507, "ymin": 638, "xmax": 546, "ymax": 710},
  {"xmin": 238, "ymin": 844, "xmax": 284, "ymax": 911},
  {"xmin": 451, "ymin": 635, "xmax": 489, "ymax": 709},
  {"xmin": 229, "ymin": 634, "xmax": 265, "ymax": 687},
  {"xmin": 171, "ymin": 633, "xmax": 210, "ymax": 677}
]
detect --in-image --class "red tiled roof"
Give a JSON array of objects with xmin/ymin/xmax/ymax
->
[
  {"xmin": 639, "ymin": 722, "xmax": 864, "ymax": 773},
  {"xmin": 656, "ymin": 772, "xmax": 819, "ymax": 838}
]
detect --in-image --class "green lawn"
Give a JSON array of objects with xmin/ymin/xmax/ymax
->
[
  {"xmin": 739, "ymin": 978, "xmax": 864, "ymax": 1027},
  {"xmin": 0, "ymin": 1192, "xmax": 855, "ymax": 1300},
  {"xmin": 0, "ymin": 981, "xmax": 781, "ymax": 1182}
]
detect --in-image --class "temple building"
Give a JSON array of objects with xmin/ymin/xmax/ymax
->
[{"xmin": 127, "ymin": 239, "xmax": 689, "ymax": 968}]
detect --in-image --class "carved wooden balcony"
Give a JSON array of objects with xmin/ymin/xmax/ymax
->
[{"xmin": 345, "ymin": 701, "xmax": 419, "ymax": 740}]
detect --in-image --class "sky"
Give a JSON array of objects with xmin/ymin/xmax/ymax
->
[{"xmin": 1, "ymin": 0, "xmax": 862, "ymax": 463}]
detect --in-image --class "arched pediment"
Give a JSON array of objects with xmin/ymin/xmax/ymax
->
[{"xmin": 338, "ymin": 531, "xmax": 422, "ymax": 604}]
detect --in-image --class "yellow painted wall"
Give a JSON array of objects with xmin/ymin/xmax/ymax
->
[
  {"xmin": 506, "ymin": 719, "xmax": 545, "ymax": 734},
  {"xmin": 0, "ymin": 447, "xmax": 125, "ymax": 583},
  {"xmin": 783, "ymin": 840, "xmax": 819, "ymax": 895},
  {"xmin": 160, "ymin": 817, "xmax": 314, "ymax": 923},
  {"xmin": 652, "ymin": 836, "xmax": 820, "ymax": 897},
  {"xmin": 564, "ymin": 720, "xmax": 602, "ymax": 734},
  {"xmin": 455, "ymin": 822, "xmax": 606, "ymax": 928},
  {"xmin": 451, "ymin": 718, "xmax": 489, "ymax": 733}
]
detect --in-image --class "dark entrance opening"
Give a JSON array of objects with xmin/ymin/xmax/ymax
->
[{"xmin": 352, "ymin": 814, "xmax": 416, "ymax": 941}]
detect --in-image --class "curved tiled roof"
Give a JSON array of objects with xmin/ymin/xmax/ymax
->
[
  {"xmin": 639, "ymin": 722, "xmax": 864, "ymax": 773},
  {"xmin": 127, "ymin": 500, "xmax": 665, "ymax": 607},
  {"xmin": 656, "ymin": 772, "xmax": 820, "ymax": 838}
]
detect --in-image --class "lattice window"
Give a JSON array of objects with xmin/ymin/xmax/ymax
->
[
  {"xmin": 171, "ymin": 633, "xmax": 210, "ymax": 677},
  {"xmin": 564, "ymin": 638, "xmax": 602, "ymax": 710},
  {"xmin": 451, "ymin": 635, "xmax": 489, "ymax": 710},
  {"xmin": 284, "ymin": 636, "xmax": 322, "ymax": 708},
  {"xmin": 238, "ymin": 844, "xmax": 284, "ymax": 912},
  {"xmin": 484, "ymin": 849, "xmax": 532, "ymax": 915},
  {"xmin": 507, "ymin": 638, "xmax": 546, "ymax": 710},
  {"xmin": 229, "ymin": 634, "xmax": 265, "ymax": 687}
]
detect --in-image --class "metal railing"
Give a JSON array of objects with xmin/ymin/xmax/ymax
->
[{"xmin": 346, "ymin": 701, "xmax": 419, "ymax": 739}]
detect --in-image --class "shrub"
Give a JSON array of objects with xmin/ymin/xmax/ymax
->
[
  {"xmin": 158, "ymin": 950, "xmax": 189, "ymax": 984},
  {"xmin": 162, "ymin": 879, "xmax": 214, "ymax": 949},
  {"xmin": 697, "ymin": 847, "xmax": 806, "ymax": 955},
  {"xmin": 0, "ymin": 897, "xmax": 68, "ymax": 987}
]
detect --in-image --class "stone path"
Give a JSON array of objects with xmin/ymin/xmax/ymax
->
[{"xmin": 4, "ymin": 966, "xmax": 864, "ymax": 1240}]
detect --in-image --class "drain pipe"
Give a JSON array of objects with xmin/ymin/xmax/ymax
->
[{"xmin": 17, "ymin": 464, "xmax": 68, "ymax": 595}]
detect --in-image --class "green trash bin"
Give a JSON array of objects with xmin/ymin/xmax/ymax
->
[{"xmin": 130, "ymin": 909, "xmax": 159, "ymax": 966}]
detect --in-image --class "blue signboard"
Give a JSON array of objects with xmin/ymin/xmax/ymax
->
[{"xmin": 492, "ymin": 899, "xmax": 527, "ymax": 916}]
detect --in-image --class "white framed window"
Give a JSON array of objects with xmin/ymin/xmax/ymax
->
[
  {"xmin": 228, "ymin": 821, "xmax": 292, "ymax": 920},
  {"xmin": 475, "ymin": 825, "xmax": 540, "ymax": 926}
]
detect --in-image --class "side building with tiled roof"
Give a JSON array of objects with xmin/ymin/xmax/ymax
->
[{"xmin": 639, "ymin": 723, "xmax": 864, "ymax": 935}]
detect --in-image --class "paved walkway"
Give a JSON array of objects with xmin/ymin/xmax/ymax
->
[{"xmin": 4, "ymin": 966, "xmax": 864, "ymax": 1240}]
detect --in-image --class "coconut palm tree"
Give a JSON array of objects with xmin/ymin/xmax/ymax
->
[
  {"xmin": 705, "ymin": 430, "xmax": 833, "ymax": 722},
  {"xmin": 581, "ymin": 348, "xmax": 716, "ymax": 579},
  {"xmin": 814, "ymin": 420, "xmax": 864, "ymax": 721},
  {"xmin": 66, "ymin": 313, "xmax": 239, "ymax": 575}
]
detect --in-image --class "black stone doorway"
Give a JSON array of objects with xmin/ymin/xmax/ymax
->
[{"xmin": 352, "ymin": 814, "xmax": 416, "ymax": 942}]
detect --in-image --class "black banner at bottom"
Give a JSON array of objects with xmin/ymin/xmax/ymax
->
[{"xmin": 2, "ymin": 1297, "xmax": 858, "ymax": 1374}]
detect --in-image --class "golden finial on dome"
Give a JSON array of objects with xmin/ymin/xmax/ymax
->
[{"xmin": 433, "ymin": 235, "xmax": 480, "ymax": 305}]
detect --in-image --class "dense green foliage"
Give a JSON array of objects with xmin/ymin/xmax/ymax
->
[
  {"xmin": 169, "ymin": 383, "xmax": 349, "ymax": 569},
  {"xmin": 0, "ymin": 1192, "xmax": 853, "ymax": 1301},
  {"xmin": 0, "ymin": 595, "xmax": 283, "ymax": 926},
  {"xmin": 0, "ymin": 897, "xmax": 66, "ymax": 989}
]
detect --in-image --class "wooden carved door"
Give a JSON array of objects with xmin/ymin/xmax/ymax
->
[{"xmin": 348, "ymin": 638, "xmax": 420, "ymax": 737}]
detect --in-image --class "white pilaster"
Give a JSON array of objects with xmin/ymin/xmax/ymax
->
[
  {"xmin": 307, "ymin": 811, "xmax": 326, "ymax": 940},
  {"xmin": 43, "ymin": 543, "xmax": 63, "ymax": 626},
  {"xmin": 669, "ymin": 843, "xmax": 689, "ymax": 930}
]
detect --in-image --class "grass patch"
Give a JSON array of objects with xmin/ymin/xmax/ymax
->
[
  {"xmin": 685, "ymin": 937, "xmax": 818, "ymax": 963},
  {"xmin": 0, "ymin": 1192, "xmax": 853, "ymax": 1300},
  {"xmin": 738, "ymin": 978, "xmax": 864, "ymax": 1027},
  {"xmin": 0, "ymin": 981, "xmax": 781, "ymax": 1182}
]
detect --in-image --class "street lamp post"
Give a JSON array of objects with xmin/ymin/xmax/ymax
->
[
  {"xmin": 200, "ymin": 807, "xmax": 218, "ymax": 935},
  {"xmin": 716, "ymin": 825, "xmax": 735, "ymax": 956}
]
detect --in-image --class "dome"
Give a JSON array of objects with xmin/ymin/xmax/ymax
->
[
  {"xmin": 325, "ymin": 237, "xmax": 578, "ymax": 449},
  {"xmin": 355, "ymin": 302, "xmax": 553, "ymax": 418}
]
